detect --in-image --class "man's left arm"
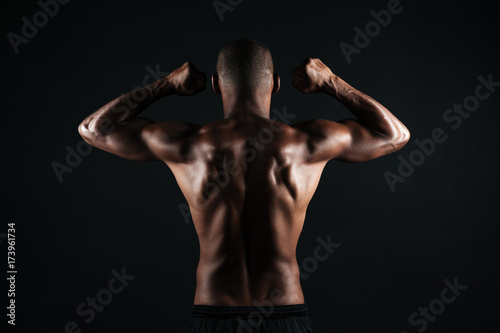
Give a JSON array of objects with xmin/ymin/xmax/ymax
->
[{"xmin": 78, "ymin": 62, "xmax": 206, "ymax": 162}]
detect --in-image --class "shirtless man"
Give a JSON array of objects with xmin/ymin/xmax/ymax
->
[{"xmin": 78, "ymin": 39, "xmax": 410, "ymax": 332}]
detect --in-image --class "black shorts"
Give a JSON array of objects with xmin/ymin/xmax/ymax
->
[{"xmin": 189, "ymin": 303, "xmax": 314, "ymax": 332}]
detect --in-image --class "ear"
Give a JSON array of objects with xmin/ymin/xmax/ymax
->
[
  {"xmin": 212, "ymin": 73, "xmax": 221, "ymax": 95},
  {"xmin": 272, "ymin": 73, "xmax": 280, "ymax": 95}
]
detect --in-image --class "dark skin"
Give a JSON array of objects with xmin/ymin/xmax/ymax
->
[{"xmin": 78, "ymin": 58, "xmax": 410, "ymax": 306}]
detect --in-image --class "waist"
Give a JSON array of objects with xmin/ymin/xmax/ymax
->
[
  {"xmin": 191, "ymin": 303, "xmax": 309, "ymax": 319},
  {"xmin": 196, "ymin": 255, "xmax": 300, "ymax": 277},
  {"xmin": 194, "ymin": 261, "xmax": 304, "ymax": 305}
]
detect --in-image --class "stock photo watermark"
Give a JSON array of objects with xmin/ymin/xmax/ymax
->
[
  {"xmin": 212, "ymin": 0, "xmax": 243, "ymax": 22},
  {"xmin": 298, "ymin": 235, "xmax": 341, "ymax": 280},
  {"xmin": 5, "ymin": 223, "xmax": 17, "ymax": 326},
  {"xmin": 49, "ymin": 267, "xmax": 135, "ymax": 333},
  {"xmin": 178, "ymin": 105, "xmax": 296, "ymax": 225},
  {"xmin": 51, "ymin": 64, "xmax": 169, "ymax": 183},
  {"xmin": 7, "ymin": 0, "xmax": 72, "ymax": 54},
  {"xmin": 235, "ymin": 288, "xmax": 285, "ymax": 333},
  {"xmin": 339, "ymin": 0, "xmax": 414, "ymax": 64},
  {"xmin": 384, "ymin": 73, "xmax": 499, "ymax": 192},
  {"xmin": 400, "ymin": 277, "xmax": 467, "ymax": 333}
]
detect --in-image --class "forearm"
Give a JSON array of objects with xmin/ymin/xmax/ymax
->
[
  {"xmin": 79, "ymin": 78, "xmax": 174, "ymax": 136},
  {"xmin": 322, "ymin": 74, "xmax": 408, "ymax": 139}
]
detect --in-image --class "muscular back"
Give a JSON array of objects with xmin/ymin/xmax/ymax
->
[
  {"xmin": 78, "ymin": 58, "xmax": 409, "ymax": 306},
  {"xmin": 166, "ymin": 116, "xmax": 326, "ymax": 306}
]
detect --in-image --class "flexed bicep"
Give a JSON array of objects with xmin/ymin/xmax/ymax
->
[
  {"xmin": 80, "ymin": 117, "xmax": 158, "ymax": 161},
  {"xmin": 334, "ymin": 118, "xmax": 401, "ymax": 162},
  {"xmin": 79, "ymin": 117, "xmax": 201, "ymax": 162},
  {"xmin": 295, "ymin": 118, "xmax": 399, "ymax": 163},
  {"xmin": 78, "ymin": 61, "xmax": 206, "ymax": 162},
  {"xmin": 291, "ymin": 58, "xmax": 410, "ymax": 163}
]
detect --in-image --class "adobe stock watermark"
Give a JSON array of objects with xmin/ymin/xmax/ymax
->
[
  {"xmin": 51, "ymin": 64, "xmax": 169, "ymax": 183},
  {"xmin": 236, "ymin": 234, "xmax": 340, "ymax": 332},
  {"xmin": 178, "ymin": 105, "xmax": 296, "ymax": 225},
  {"xmin": 212, "ymin": 0, "xmax": 243, "ymax": 22},
  {"xmin": 49, "ymin": 267, "xmax": 135, "ymax": 333},
  {"xmin": 7, "ymin": 0, "xmax": 72, "ymax": 54},
  {"xmin": 235, "ymin": 288, "xmax": 285, "ymax": 333},
  {"xmin": 339, "ymin": 0, "xmax": 415, "ymax": 64},
  {"xmin": 400, "ymin": 277, "xmax": 467, "ymax": 333},
  {"xmin": 299, "ymin": 234, "xmax": 341, "ymax": 280},
  {"xmin": 384, "ymin": 73, "xmax": 499, "ymax": 192}
]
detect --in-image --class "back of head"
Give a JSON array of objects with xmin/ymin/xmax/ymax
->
[{"xmin": 216, "ymin": 39, "xmax": 274, "ymax": 94}]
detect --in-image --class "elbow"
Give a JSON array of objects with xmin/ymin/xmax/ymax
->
[
  {"xmin": 390, "ymin": 126, "xmax": 411, "ymax": 151},
  {"xmin": 78, "ymin": 121, "xmax": 86, "ymax": 137},
  {"xmin": 78, "ymin": 121, "xmax": 91, "ymax": 141},
  {"xmin": 78, "ymin": 120, "xmax": 101, "ymax": 145},
  {"xmin": 77, "ymin": 113, "xmax": 112, "ymax": 140},
  {"xmin": 401, "ymin": 125, "xmax": 411, "ymax": 145}
]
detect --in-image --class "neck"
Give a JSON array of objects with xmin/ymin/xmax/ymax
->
[{"xmin": 222, "ymin": 91, "xmax": 271, "ymax": 119}]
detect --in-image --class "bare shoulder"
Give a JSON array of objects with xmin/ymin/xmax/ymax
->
[
  {"xmin": 290, "ymin": 119, "xmax": 352, "ymax": 163},
  {"xmin": 141, "ymin": 121, "xmax": 202, "ymax": 163},
  {"xmin": 292, "ymin": 118, "xmax": 345, "ymax": 136},
  {"xmin": 143, "ymin": 120, "xmax": 202, "ymax": 140},
  {"xmin": 290, "ymin": 119, "xmax": 350, "ymax": 148}
]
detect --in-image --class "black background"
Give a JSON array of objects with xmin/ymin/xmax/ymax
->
[{"xmin": 2, "ymin": 0, "xmax": 499, "ymax": 332}]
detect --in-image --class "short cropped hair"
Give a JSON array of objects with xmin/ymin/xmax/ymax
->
[{"xmin": 216, "ymin": 39, "xmax": 274, "ymax": 93}]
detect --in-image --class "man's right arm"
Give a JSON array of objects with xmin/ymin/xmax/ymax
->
[{"xmin": 292, "ymin": 57, "xmax": 410, "ymax": 163}]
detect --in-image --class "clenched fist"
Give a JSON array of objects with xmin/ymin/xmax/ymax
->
[
  {"xmin": 166, "ymin": 62, "xmax": 207, "ymax": 96},
  {"xmin": 292, "ymin": 57, "xmax": 336, "ymax": 94}
]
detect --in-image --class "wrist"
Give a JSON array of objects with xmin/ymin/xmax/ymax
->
[
  {"xmin": 154, "ymin": 77, "xmax": 176, "ymax": 97},
  {"xmin": 320, "ymin": 73, "xmax": 338, "ymax": 96}
]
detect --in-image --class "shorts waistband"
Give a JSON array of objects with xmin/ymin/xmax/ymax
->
[{"xmin": 191, "ymin": 303, "xmax": 309, "ymax": 319}]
